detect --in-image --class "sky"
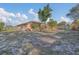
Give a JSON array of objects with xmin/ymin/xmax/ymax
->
[{"xmin": 0, "ymin": 3, "xmax": 77, "ymax": 26}]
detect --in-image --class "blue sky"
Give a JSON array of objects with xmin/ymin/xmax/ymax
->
[{"xmin": 0, "ymin": 3, "xmax": 77, "ymax": 25}]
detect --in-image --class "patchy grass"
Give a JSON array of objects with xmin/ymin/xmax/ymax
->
[{"xmin": 3, "ymin": 28, "xmax": 16, "ymax": 32}]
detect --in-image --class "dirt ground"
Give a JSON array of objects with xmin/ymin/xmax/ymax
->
[{"xmin": 0, "ymin": 30, "xmax": 79, "ymax": 55}]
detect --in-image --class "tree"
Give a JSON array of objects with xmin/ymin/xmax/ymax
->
[
  {"xmin": 66, "ymin": 4, "xmax": 79, "ymax": 31},
  {"xmin": 0, "ymin": 21, "xmax": 4, "ymax": 31},
  {"xmin": 48, "ymin": 19, "xmax": 57, "ymax": 27},
  {"xmin": 75, "ymin": 19, "xmax": 79, "ymax": 25},
  {"xmin": 58, "ymin": 21, "xmax": 68, "ymax": 30},
  {"xmin": 58, "ymin": 21, "xmax": 67, "ymax": 26},
  {"xmin": 48, "ymin": 19, "xmax": 57, "ymax": 31},
  {"xmin": 71, "ymin": 19, "xmax": 79, "ymax": 30},
  {"xmin": 66, "ymin": 4, "xmax": 79, "ymax": 20},
  {"xmin": 38, "ymin": 4, "xmax": 52, "ymax": 23}
]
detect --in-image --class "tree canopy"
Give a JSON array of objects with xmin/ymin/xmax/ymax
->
[
  {"xmin": 66, "ymin": 4, "xmax": 79, "ymax": 20},
  {"xmin": 38, "ymin": 4, "xmax": 53, "ymax": 23},
  {"xmin": 48, "ymin": 19, "xmax": 57, "ymax": 27}
]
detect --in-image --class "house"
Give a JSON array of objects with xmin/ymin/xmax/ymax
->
[
  {"xmin": 16, "ymin": 20, "xmax": 58, "ymax": 32},
  {"xmin": 16, "ymin": 21, "xmax": 41, "ymax": 31},
  {"xmin": 57, "ymin": 21, "xmax": 69, "ymax": 30}
]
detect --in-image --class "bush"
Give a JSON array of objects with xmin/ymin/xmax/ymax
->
[
  {"xmin": 31, "ymin": 23, "xmax": 40, "ymax": 31},
  {"xmin": 0, "ymin": 21, "xmax": 4, "ymax": 31},
  {"xmin": 71, "ymin": 19, "xmax": 79, "ymax": 31},
  {"xmin": 48, "ymin": 20, "xmax": 57, "ymax": 31}
]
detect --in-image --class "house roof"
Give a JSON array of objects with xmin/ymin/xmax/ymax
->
[{"xmin": 17, "ymin": 21, "xmax": 41, "ymax": 26}]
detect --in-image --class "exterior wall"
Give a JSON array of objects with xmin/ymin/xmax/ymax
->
[
  {"xmin": 16, "ymin": 23, "xmax": 33, "ymax": 31},
  {"xmin": 26, "ymin": 23, "xmax": 32, "ymax": 31},
  {"xmin": 16, "ymin": 21, "xmax": 58, "ymax": 32}
]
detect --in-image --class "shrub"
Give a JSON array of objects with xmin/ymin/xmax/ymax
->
[
  {"xmin": 0, "ymin": 21, "xmax": 4, "ymax": 31},
  {"xmin": 71, "ymin": 19, "xmax": 79, "ymax": 31},
  {"xmin": 48, "ymin": 20, "xmax": 57, "ymax": 31},
  {"xmin": 31, "ymin": 23, "xmax": 40, "ymax": 31}
]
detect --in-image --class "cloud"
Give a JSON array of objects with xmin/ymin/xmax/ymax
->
[
  {"xmin": 28, "ymin": 8, "xmax": 39, "ymax": 22},
  {"xmin": 28, "ymin": 9, "xmax": 35, "ymax": 15},
  {"xmin": 0, "ymin": 8, "xmax": 40, "ymax": 26},
  {"xmin": 16, "ymin": 13, "xmax": 21, "ymax": 17},
  {"xmin": 0, "ymin": 16, "xmax": 7, "ymax": 23},
  {"xmin": 0, "ymin": 8, "xmax": 29, "ymax": 26},
  {"xmin": 22, "ymin": 14, "xmax": 28, "ymax": 19},
  {"xmin": 15, "ymin": 13, "xmax": 29, "ymax": 25},
  {"xmin": 16, "ymin": 13, "xmax": 28, "ymax": 20},
  {"xmin": 58, "ymin": 16, "xmax": 73, "ymax": 24},
  {"xmin": 0, "ymin": 8, "xmax": 15, "ymax": 17},
  {"xmin": 0, "ymin": 8, "xmax": 16, "ymax": 25}
]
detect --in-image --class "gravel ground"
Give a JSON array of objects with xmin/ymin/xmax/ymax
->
[{"xmin": 0, "ymin": 31, "xmax": 79, "ymax": 55}]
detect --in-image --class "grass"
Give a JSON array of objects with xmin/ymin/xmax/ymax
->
[{"xmin": 2, "ymin": 28, "xmax": 16, "ymax": 32}]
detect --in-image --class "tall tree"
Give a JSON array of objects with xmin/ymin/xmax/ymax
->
[
  {"xmin": 38, "ymin": 4, "xmax": 52, "ymax": 23},
  {"xmin": 66, "ymin": 4, "xmax": 79, "ymax": 30},
  {"xmin": 66, "ymin": 4, "xmax": 79, "ymax": 20}
]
